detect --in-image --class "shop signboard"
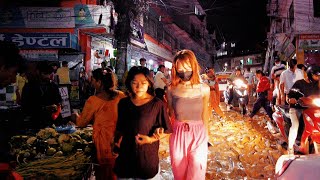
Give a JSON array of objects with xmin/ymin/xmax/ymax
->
[
  {"xmin": 20, "ymin": 7, "xmax": 75, "ymax": 28},
  {"xmin": 0, "ymin": 7, "xmax": 75, "ymax": 28},
  {"xmin": 0, "ymin": 33, "xmax": 71, "ymax": 48},
  {"xmin": 130, "ymin": 21, "xmax": 145, "ymax": 48},
  {"xmin": 59, "ymin": 87, "xmax": 71, "ymax": 118},
  {"xmin": 0, "ymin": 4, "xmax": 113, "ymax": 28},
  {"xmin": 274, "ymin": 33, "xmax": 286, "ymax": 51},
  {"xmin": 298, "ymin": 34, "xmax": 320, "ymax": 50},
  {"xmin": 20, "ymin": 50, "xmax": 58, "ymax": 61},
  {"xmin": 281, "ymin": 36, "xmax": 291, "ymax": 52},
  {"xmin": 74, "ymin": 5, "xmax": 95, "ymax": 26},
  {"xmin": 284, "ymin": 43, "xmax": 296, "ymax": 59}
]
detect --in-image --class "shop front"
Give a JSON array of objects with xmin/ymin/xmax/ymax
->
[
  {"xmin": 128, "ymin": 45, "xmax": 164, "ymax": 71},
  {"xmin": 90, "ymin": 37, "xmax": 116, "ymax": 71},
  {"xmin": 297, "ymin": 34, "xmax": 320, "ymax": 66}
]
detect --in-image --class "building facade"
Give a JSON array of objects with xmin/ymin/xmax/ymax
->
[
  {"xmin": 0, "ymin": 0, "xmax": 216, "ymax": 78},
  {"xmin": 265, "ymin": 0, "xmax": 320, "ymax": 72},
  {"xmin": 124, "ymin": 0, "xmax": 216, "ymax": 73},
  {"xmin": 0, "ymin": 0, "xmax": 116, "ymax": 75}
]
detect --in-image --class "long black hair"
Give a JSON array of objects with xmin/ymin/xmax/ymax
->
[
  {"xmin": 125, "ymin": 66, "xmax": 154, "ymax": 96},
  {"xmin": 92, "ymin": 68, "xmax": 118, "ymax": 99}
]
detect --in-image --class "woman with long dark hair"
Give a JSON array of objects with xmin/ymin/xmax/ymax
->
[
  {"xmin": 113, "ymin": 66, "xmax": 172, "ymax": 179},
  {"xmin": 73, "ymin": 68, "xmax": 125, "ymax": 180}
]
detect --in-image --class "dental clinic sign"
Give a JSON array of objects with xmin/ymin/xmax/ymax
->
[{"xmin": 0, "ymin": 33, "xmax": 71, "ymax": 49}]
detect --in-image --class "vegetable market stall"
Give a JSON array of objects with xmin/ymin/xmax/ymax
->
[{"xmin": 9, "ymin": 126, "xmax": 95, "ymax": 179}]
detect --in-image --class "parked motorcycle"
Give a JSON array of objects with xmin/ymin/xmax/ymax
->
[
  {"xmin": 268, "ymin": 89, "xmax": 320, "ymax": 154},
  {"xmin": 224, "ymin": 78, "xmax": 249, "ymax": 115}
]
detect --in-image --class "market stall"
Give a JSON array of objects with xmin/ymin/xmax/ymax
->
[{"xmin": 8, "ymin": 126, "xmax": 94, "ymax": 179}]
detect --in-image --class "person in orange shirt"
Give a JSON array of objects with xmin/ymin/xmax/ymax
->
[
  {"xmin": 204, "ymin": 68, "xmax": 225, "ymax": 118},
  {"xmin": 72, "ymin": 68, "xmax": 125, "ymax": 180}
]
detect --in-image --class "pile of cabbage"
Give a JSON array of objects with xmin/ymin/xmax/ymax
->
[{"xmin": 9, "ymin": 127, "xmax": 94, "ymax": 164}]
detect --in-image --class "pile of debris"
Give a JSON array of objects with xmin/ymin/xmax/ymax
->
[{"xmin": 159, "ymin": 111, "xmax": 286, "ymax": 179}]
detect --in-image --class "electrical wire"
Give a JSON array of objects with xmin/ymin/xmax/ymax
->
[{"xmin": 149, "ymin": 0, "xmax": 241, "ymax": 15}]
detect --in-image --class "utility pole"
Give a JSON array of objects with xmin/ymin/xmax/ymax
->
[{"xmin": 112, "ymin": 0, "xmax": 148, "ymax": 89}]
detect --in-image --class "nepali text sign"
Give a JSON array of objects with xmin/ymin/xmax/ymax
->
[
  {"xmin": 130, "ymin": 21, "xmax": 145, "ymax": 48},
  {"xmin": 0, "ymin": 7, "xmax": 75, "ymax": 28},
  {"xmin": 0, "ymin": 33, "xmax": 71, "ymax": 48},
  {"xmin": 298, "ymin": 34, "xmax": 320, "ymax": 50},
  {"xmin": 20, "ymin": 7, "xmax": 75, "ymax": 28},
  {"xmin": 20, "ymin": 50, "xmax": 59, "ymax": 61}
]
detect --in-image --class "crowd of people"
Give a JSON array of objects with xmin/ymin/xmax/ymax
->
[
  {"xmin": 221, "ymin": 57, "xmax": 320, "ymax": 155},
  {"xmin": 1, "ymin": 39, "xmax": 320, "ymax": 179}
]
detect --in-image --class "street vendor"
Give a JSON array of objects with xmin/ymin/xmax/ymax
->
[{"xmin": 21, "ymin": 61, "xmax": 62, "ymax": 129}]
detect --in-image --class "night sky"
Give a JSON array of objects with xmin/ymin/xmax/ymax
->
[{"xmin": 200, "ymin": 0, "xmax": 269, "ymax": 51}]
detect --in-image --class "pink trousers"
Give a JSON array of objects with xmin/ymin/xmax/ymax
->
[{"xmin": 169, "ymin": 120, "xmax": 208, "ymax": 180}]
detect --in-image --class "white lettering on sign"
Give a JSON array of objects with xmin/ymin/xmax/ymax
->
[
  {"xmin": 11, "ymin": 34, "xmax": 68, "ymax": 47},
  {"xmin": 27, "ymin": 10, "xmax": 70, "ymax": 22}
]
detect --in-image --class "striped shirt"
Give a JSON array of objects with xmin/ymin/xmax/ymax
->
[{"xmin": 271, "ymin": 64, "xmax": 286, "ymax": 78}]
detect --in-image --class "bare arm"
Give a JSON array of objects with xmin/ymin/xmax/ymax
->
[
  {"xmin": 279, "ymin": 82, "xmax": 285, "ymax": 104},
  {"xmin": 279, "ymin": 72, "xmax": 286, "ymax": 105},
  {"xmin": 73, "ymin": 97, "xmax": 95, "ymax": 127},
  {"xmin": 202, "ymin": 84, "xmax": 211, "ymax": 135},
  {"xmin": 167, "ymin": 86, "xmax": 175, "ymax": 120}
]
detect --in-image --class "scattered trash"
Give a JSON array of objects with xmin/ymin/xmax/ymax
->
[{"xmin": 159, "ymin": 110, "xmax": 285, "ymax": 179}]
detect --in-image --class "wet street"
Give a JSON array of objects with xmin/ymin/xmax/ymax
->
[{"xmin": 158, "ymin": 102, "xmax": 286, "ymax": 179}]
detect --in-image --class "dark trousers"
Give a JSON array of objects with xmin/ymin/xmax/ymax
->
[
  {"xmin": 155, "ymin": 88, "xmax": 165, "ymax": 101},
  {"xmin": 250, "ymin": 93, "xmax": 273, "ymax": 119}
]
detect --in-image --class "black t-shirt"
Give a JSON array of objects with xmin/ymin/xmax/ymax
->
[
  {"xmin": 288, "ymin": 79, "xmax": 320, "ymax": 108},
  {"xmin": 289, "ymin": 79, "xmax": 320, "ymax": 98},
  {"xmin": 21, "ymin": 81, "xmax": 62, "ymax": 129},
  {"xmin": 114, "ymin": 97, "xmax": 172, "ymax": 179}
]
